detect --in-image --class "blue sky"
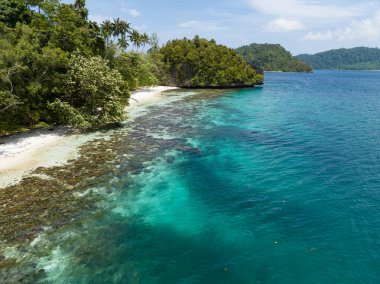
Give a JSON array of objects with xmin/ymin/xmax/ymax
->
[{"xmin": 78, "ymin": 0, "xmax": 380, "ymax": 55}]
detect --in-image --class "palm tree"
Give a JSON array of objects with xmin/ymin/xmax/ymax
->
[
  {"xmin": 130, "ymin": 30, "xmax": 141, "ymax": 52},
  {"xmin": 120, "ymin": 20, "xmax": 132, "ymax": 37},
  {"xmin": 112, "ymin": 18, "xmax": 122, "ymax": 39},
  {"xmin": 140, "ymin": 33, "xmax": 150, "ymax": 52},
  {"xmin": 101, "ymin": 20, "xmax": 113, "ymax": 45},
  {"xmin": 118, "ymin": 36, "xmax": 129, "ymax": 50}
]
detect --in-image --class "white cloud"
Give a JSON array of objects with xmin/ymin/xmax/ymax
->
[
  {"xmin": 89, "ymin": 15, "xmax": 108, "ymax": 24},
  {"xmin": 121, "ymin": 8, "xmax": 140, "ymax": 17},
  {"xmin": 247, "ymin": 0, "xmax": 366, "ymax": 19},
  {"xmin": 134, "ymin": 24, "xmax": 147, "ymax": 31},
  {"xmin": 304, "ymin": 12, "xmax": 380, "ymax": 41},
  {"xmin": 266, "ymin": 18, "xmax": 305, "ymax": 32},
  {"xmin": 178, "ymin": 20, "xmax": 225, "ymax": 32}
]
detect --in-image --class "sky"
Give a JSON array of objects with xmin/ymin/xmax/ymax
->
[{"xmin": 77, "ymin": 0, "xmax": 380, "ymax": 55}]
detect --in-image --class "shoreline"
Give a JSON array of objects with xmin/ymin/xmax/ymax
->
[
  {"xmin": 0, "ymin": 86, "xmax": 176, "ymax": 189},
  {"xmin": 0, "ymin": 129, "xmax": 96, "ymax": 188},
  {"xmin": 127, "ymin": 86, "xmax": 178, "ymax": 108}
]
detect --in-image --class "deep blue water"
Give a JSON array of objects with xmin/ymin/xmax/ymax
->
[{"xmin": 42, "ymin": 71, "xmax": 380, "ymax": 283}]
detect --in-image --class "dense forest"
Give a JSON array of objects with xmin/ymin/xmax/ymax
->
[
  {"xmin": 0, "ymin": 0, "xmax": 263, "ymax": 135},
  {"xmin": 0, "ymin": 0, "xmax": 159, "ymax": 134},
  {"xmin": 236, "ymin": 43, "xmax": 312, "ymax": 72},
  {"xmin": 296, "ymin": 47, "xmax": 380, "ymax": 70},
  {"xmin": 160, "ymin": 37, "xmax": 264, "ymax": 88}
]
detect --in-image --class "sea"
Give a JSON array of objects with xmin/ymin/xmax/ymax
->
[{"xmin": 26, "ymin": 71, "xmax": 380, "ymax": 283}]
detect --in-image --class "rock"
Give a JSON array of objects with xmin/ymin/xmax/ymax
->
[{"xmin": 166, "ymin": 156, "xmax": 175, "ymax": 164}]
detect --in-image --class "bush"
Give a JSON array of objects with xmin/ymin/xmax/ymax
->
[
  {"xmin": 50, "ymin": 55, "xmax": 129, "ymax": 126},
  {"xmin": 113, "ymin": 52, "xmax": 158, "ymax": 91}
]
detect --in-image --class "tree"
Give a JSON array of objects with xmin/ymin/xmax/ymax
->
[
  {"xmin": 130, "ymin": 30, "xmax": 141, "ymax": 51},
  {"xmin": 0, "ymin": 0, "xmax": 31, "ymax": 27},
  {"xmin": 73, "ymin": 0, "xmax": 88, "ymax": 20},
  {"xmin": 140, "ymin": 32, "xmax": 150, "ymax": 52},
  {"xmin": 114, "ymin": 53, "xmax": 158, "ymax": 90},
  {"xmin": 101, "ymin": 20, "xmax": 112, "ymax": 42},
  {"xmin": 112, "ymin": 18, "xmax": 122, "ymax": 39},
  {"xmin": 149, "ymin": 33, "xmax": 159, "ymax": 52},
  {"xmin": 49, "ymin": 55, "xmax": 129, "ymax": 126}
]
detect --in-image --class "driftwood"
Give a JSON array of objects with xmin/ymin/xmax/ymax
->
[
  {"xmin": 0, "ymin": 102, "xmax": 23, "ymax": 113},
  {"xmin": 129, "ymin": 97, "xmax": 139, "ymax": 103}
]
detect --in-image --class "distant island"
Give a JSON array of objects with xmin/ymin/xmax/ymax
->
[
  {"xmin": 296, "ymin": 47, "xmax": 380, "ymax": 70},
  {"xmin": 236, "ymin": 43, "xmax": 312, "ymax": 73}
]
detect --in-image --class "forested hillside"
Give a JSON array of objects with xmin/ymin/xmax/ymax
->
[
  {"xmin": 160, "ymin": 37, "xmax": 264, "ymax": 87},
  {"xmin": 296, "ymin": 47, "xmax": 380, "ymax": 70},
  {"xmin": 236, "ymin": 43, "xmax": 312, "ymax": 72}
]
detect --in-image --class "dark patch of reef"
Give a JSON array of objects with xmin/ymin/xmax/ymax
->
[{"xmin": 0, "ymin": 89, "xmax": 222, "ymax": 282}]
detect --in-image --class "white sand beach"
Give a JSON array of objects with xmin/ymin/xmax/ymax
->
[
  {"xmin": 0, "ymin": 131, "xmax": 96, "ymax": 188},
  {"xmin": 127, "ymin": 86, "xmax": 178, "ymax": 107},
  {"xmin": 0, "ymin": 86, "xmax": 177, "ymax": 188}
]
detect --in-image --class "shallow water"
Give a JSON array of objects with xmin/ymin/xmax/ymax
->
[{"xmin": 38, "ymin": 71, "xmax": 380, "ymax": 283}]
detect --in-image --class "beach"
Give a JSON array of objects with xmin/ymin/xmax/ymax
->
[
  {"xmin": 0, "ymin": 86, "xmax": 176, "ymax": 189},
  {"xmin": 127, "ymin": 86, "xmax": 178, "ymax": 107}
]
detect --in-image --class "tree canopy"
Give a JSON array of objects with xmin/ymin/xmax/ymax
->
[
  {"xmin": 0, "ymin": 1, "xmax": 266, "ymax": 136},
  {"xmin": 236, "ymin": 43, "xmax": 312, "ymax": 72},
  {"xmin": 159, "ymin": 36, "xmax": 264, "ymax": 87},
  {"xmin": 296, "ymin": 47, "xmax": 380, "ymax": 70},
  {"xmin": 0, "ymin": 0, "xmax": 157, "ymax": 135}
]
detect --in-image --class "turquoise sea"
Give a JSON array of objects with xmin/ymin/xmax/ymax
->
[{"xmin": 41, "ymin": 71, "xmax": 380, "ymax": 283}]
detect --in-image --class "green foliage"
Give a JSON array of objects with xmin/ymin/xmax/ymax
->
[
  {"xmin": 50, "ymin": 55, "xmax": 129, "ymax": 126},
  {"xmin": 236, "ymin": 43, "xmax": 312, "ymax": 72},
  {"xmin": 114, "ymin": 52, "xmax": 158, "ymax": 90},
  {"xmin": 296, "ymin": 47, "xmax": 380, "ymax": 70},
  {"xmin": 0, "ymin": 0, "xmax": 31, "ymax": 27},
  {"xmin": 0, "ymin": 22, "xmax": 70, "ymax": 126},
  {"xmin": 159, "ymin": 36, "xmax": 264, "ymax": 87},
  {"xmin": 48, "ymin": 99, "xmax": 89, "ymax": 127},
  {"xmin": 0, "ymin": 91, "xmax": 23, "ymax": 135},
  {"xmin": 0, "ymin": 0, "xmax": 153, "ymax": 135}
]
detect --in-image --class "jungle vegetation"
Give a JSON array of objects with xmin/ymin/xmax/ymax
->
[
  {"xmin": 0, "ymin": 0, "xmax": 157, "ymax": 134},
  {"xmin": 236, "ymin": 43, "xmax": 312, "ymax": 72},
  {"xmin": 0, "ymin": 0, "xmax": 264, "ymax": 135},
  {"xmin": 159, "ymin": 36, "xmax": 264, "ymax": 87},
  {"xmin": 296, "ymin": 47, "xmax": 380, "ymax": 70}
]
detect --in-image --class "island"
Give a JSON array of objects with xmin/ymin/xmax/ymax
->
[
  {"xmin": 159, "ymin": 36, "xmax": 264, "ymax": 88},
  {"xmin": 296, "ymin": 47, "xmax": 380, "ymax": 70},
  {"xmin": 236, "ymin": 43, "xmax": 313, "ymax": 72}
]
